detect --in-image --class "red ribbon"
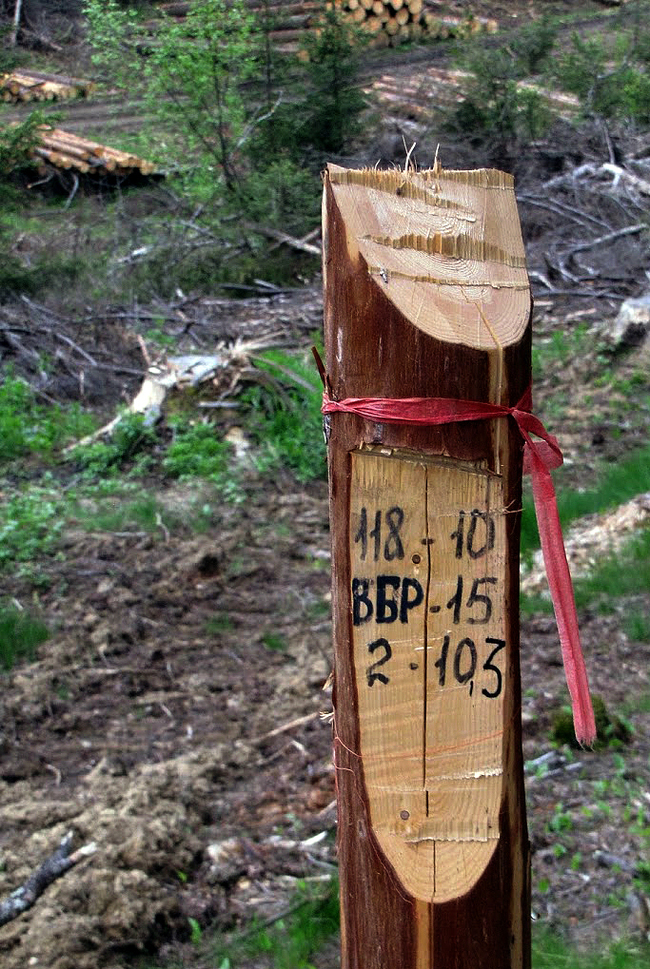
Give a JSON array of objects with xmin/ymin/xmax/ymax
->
[{"xmin": 323, "ymin": 386, "xmax": 596, "ymax": 747}]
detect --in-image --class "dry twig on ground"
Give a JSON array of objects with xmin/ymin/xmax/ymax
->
[{"xmin": 0, "ymin": 832, "xmax": 97, "ymax": 927}]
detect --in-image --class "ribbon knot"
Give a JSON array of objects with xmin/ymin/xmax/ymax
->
[{"xmin": 322, "ymin": 387, "xmax": 596, "ymax": 747}]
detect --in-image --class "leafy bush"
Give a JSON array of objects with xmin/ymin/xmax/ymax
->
[
  {"xmin": 447, "ymin": 45, "xmax": 552, "ymax": 158},
  {"xmin": 162, "ymin": 418, "xmax": 232, "ymax": 482},
  {"xmin": 0, "ymin": 373, "xmax": 94, "ymax": 463},
  {"xmin": 0, "ymin": 483, "xmax": 66, "ymax": 574},
  {"xmin": 555, "ymin": 30, "xmax": 650, "ymax": 124},
  {"xmin": 83, "ymin": 0, "xmax": 141, "ymax": 88},
  {"xmin": 71, "ymin": 412, "xmax": 157, "ymax": 476},
  {"xmin": 143, "ymin": 0, "xmax": 257, "ymax": 194}
]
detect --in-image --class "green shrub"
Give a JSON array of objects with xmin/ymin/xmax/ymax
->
[
  {"xmin": 298, "ymin": 7, "xmax": 370, "ymax": 155},
  {"xmin": 0, "ymin": 483, "xmax": 66, "ymax": 575},
  {"xmin": 241, "ymin": 349, "xmax": 325, "ymax": 483},
  {"xmin": 0, "ymin": 250, "xmax": 91, "ymax": 301},
  {"xmin": 551, "ymin": 695, "xmax": 632, "ymax": 750},
  {"xmin": 162, "ymin": 418, "xmax": 232, "ymax": 482},
  {"xmin": 0, "ymin": 112, "xmax": 45, "ymax": 176},
  {"xmin": 71, "ymin": 413, "xmax": 157, "ymax": 477},
  {"xmin": 0, "ymin": 603, "xmax": 49, "ymax": 672},
  {"xmin": 508, "ymin": 16, "xmax": 559, "ymax": 76},
  {"xmin": 447, "ymin": 45, "xmax": 552, "ymax": 156},
  {"xmin": 0, "ymin": 373, "xmax": 94, "ymax": 463},
  {"xmin": 555, "ymin": 30, "xmax": 650, "ymax": 124},
  {"xmin": 239, "ymin": 158, "xmax": 320, "ymax": 237}
]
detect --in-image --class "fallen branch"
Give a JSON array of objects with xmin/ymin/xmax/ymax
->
[
  {"xmin": 601, "ymin": 163, "xmax": 650, "ymax": 197},
  {"xmin": 242, "ymin": 222, "xmax": 321, "ymax": 256},
  {"xmin": 562, "ymin": 222, "xmax": 646, "ymax": 258},
  {"xmin": 0, "ymin": 832, "xmax": 97, "ymax": 927},
  {"xmin": 252, "ymin": 710, "xmax": 320, "ymax": 744}
]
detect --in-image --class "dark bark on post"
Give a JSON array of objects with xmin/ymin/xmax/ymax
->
[{"xmin": 323, "ymin": 164, "xmax": 532, "ymax": 969}]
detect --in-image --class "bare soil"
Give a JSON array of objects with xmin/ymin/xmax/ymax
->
[
  {"xmin": 1, "ymin": 3, "xmax": 649, "ymax": 967},
  {"xmin": 0, "ymin": 286, "xmax": 648, "ymax": 969}
]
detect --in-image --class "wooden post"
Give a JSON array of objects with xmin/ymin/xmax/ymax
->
[{"xmin": 322, "ymin": 164, "xmax": 532, "ymax": 969}]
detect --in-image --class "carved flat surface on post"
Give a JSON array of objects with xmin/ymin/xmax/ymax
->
[{"xmin": 350, "ymin": 448, "xmax": 506, "ymax": 902}]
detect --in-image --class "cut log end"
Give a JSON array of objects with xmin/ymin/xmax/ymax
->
[{"xmin": 325, "ymin": 164, "xmax": 530, "ymax": 350}]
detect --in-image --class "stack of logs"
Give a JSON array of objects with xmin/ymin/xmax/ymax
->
[
  {"xmin": 0, "ymin": 69, "xmax": 95, "ymax": 103},
  {"xmin": 154, "ymin": 0, "xmax": 497, "ymax": 49},
  {"xmin": 336, "ymin": 0, "xmax": 496, "ymax": 48},
  {"xmin": 370, "ymin": 66, "xmax": 468, "ymax": 119},
  {"xmin": 31, "ymin": 127, "xmax": 157, "ymax": 179}
]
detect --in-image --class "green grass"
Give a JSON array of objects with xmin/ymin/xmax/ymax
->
[
  {"xmin": 533, "ymin": 931, "xmax": 650, "ymax": 969},
  {"xmin": 204, "ymin": 613, "xmax": 235, "ymax": 635},
  {"xmin": 141, "ymin": 877, "xmax": 340, "ymax": 968},
  {"xmin": 0, "ymin": 343, "xmax": 325, "ymax": 589},
  {"xmin": 0, "ymin": 603, "xmax": 49, "ymax": 671},
  {"xmin": 262, "ymin": 632, "xmax": 288, "ymax": 653},
  {"xmin": 520, "ymin": 443, "xmax": 650, "ymax": 559},
  {"xmin": 241, "ymin": 348, "xmax": 326, "ymax": 484},
  {"xmin": 203, "ymin": 877, "xmax": 339, "ymax": 969},
  {"xmin": 522, "ymin": 524, "xmax": 650, "ymax": 617},
  {"xmin": 72, "ymin": 493, "xmax": 166, "ymax": 533},
  {"xmin": 624, "ymin": 609, "xmax": 650, "ymax": 642},
  {"xmin": 572, "ymin": 526, "xmax": 650, "ymax": 612}
]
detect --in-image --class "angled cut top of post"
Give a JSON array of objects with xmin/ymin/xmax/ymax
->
[{"xmin": 325, "ymin": 164, "xmax": 530, "ymax": 351}]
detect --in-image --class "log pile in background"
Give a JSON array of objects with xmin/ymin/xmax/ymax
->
[
  {"xmin": 369, "ymin": 66, "xmax": 580, "ymax": 126},
  {"xmin": 0, "ymin": 69, "xmax": 95, "ymax": 103},
  {"xmin": 31, "ymin": 127, "xmax": 157, "ymax": 179},
  {"xmin": 334, "ymin": 0, "xmax": 497, "ymax": 49},
  {"xmin": 151, "ymin": 0, "xmax": 497, "ymax": 49},
  {"xmin": 370, "ymin": 65, "xmax": 467, "ymax": 119}
]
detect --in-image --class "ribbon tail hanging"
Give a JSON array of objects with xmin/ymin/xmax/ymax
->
[{"xmin": 526, "ymin": 441, "xmax": 597, "ymax": 747}]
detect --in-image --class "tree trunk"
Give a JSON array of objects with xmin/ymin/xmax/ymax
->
[
  {"xmin": 10, "ymin": 0, "xmax": 23, "ymax": 47},
  {"xmin": 323, "ymin": 163, "xmax": 532, "ymax": 969}
]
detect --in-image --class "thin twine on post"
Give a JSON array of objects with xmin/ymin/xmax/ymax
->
[{"xmin": 319, "ymin": 378, "xmax": 596, "ymax": 748}]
